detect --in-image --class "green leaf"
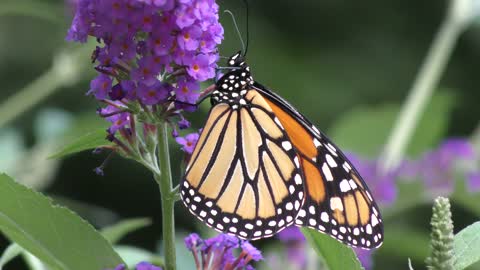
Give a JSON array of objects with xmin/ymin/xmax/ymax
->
[
  {"xmin": 23, "ymin": 252, "xmax": 49, "ymax": 270},
  {"xmin": 0, "ymin": 243, "xmax": 22, "ymax": 269},
  {"xmin": 453, "ymin": 221, "xmax": 480, "ymax": 270},
  {"xmin": 301, "ymin": 228, "xmax": 364, "ymax": 270},
  {"xmin": 101, "ymin": 218, "xmax": 152, "ymax": 244},
  {"xmin": 49, "ymin": 129, "xmax": 111, "ymax": 159},
  {"xmin": 329, "ymin": 93, "xmax": 454, "ymax": 157},
  {"xmin": 0, "ymin": 243, "xmax": 49, "ymax": 270},
  {"xmin": 115, "ymin": 246, "xmax": 164, "ymax": 269},
  {"xmin": 0, "ymin": 173, "xmax": 125, "ymax": 270}
]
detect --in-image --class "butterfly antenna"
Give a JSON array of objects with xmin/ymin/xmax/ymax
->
[
  {"xmin": 242, "ymin": 0, "xmax": 249, "ymax": 56},
  {"xmin": 224, "ymin": 10, "xmax": 246, "ymax": 55}
]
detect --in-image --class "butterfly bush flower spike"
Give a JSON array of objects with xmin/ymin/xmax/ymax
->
[
  {"xmin": 185, "ymin": 233, "xmax": 262, "ymax": 270},
  {"xmin": 277, "ymin": 227, "xmax": 307, "ymax": 269},
  {"xmin": 419, "ymin": 138, "xmax": 476, "ymax": 196},
  {"xmin": 106, "ymin": 262, "xmax": 162, "ymax": 270},
  {"xmin": 67, "ymin": 0, "xmax": 223, "ymax": 165}
]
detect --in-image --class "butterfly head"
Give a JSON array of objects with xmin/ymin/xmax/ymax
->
[
  {"xmin": 227, "ymin": 51, "xmax": 247, "ymax": 67},
  {"xmin": 212, "ymin": 52, "xmax": 254, "ymax": 107}
]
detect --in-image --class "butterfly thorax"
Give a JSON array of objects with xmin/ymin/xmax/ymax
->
[{"xmin": 211, "ymin": 52, "xmax": 254, "ymax": 109}]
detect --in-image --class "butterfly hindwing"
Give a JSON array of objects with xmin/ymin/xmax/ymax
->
[
  {"xmin": 180, "ymin": 90, "xmax": 304, "ymax": 240},
  {"xmin": 256, "ymin": 83, "xmax": 384, "ymax": 248}
]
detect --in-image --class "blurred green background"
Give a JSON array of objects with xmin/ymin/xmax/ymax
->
[{"xmin": 1, "ymin": 0, "xmax": 480, "ymax": 269}]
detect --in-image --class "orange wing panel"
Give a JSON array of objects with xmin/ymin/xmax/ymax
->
[
  {"xmin": 301, "ymin": 158, "xmax": 325, "ymax": 203},
  {"xmin": 264, "ymin": 99, "xmax": 318, "ymax": 159}
]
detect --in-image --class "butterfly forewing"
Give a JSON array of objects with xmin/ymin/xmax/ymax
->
[
  {"xmin": 181, "ymin": 90, "xmax": 305, "ymax": 240},
  {"xmin": 257, "ymin": 85, "xmax": 384, "ymax": 249}
]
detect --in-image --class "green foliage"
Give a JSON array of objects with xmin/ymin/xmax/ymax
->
[
  {"xmin": 453, "ymin": 221, "xmax": 480, "ymax": 270},
  {"xmin": 452, "ymin": 179, "xmax": 480, "ymax": 217},
  {"xmin": 101, "ymin": 218, "xmax": 152, "ymax": 244},
  {"xmin": 426, "ymin": 197, "xmax": 454, "ymax": 270},
  {"xmin": 115, "ymin": 246, "xmax": 164, "ymax": 269},
  {"xmin": 377, "ymin": 227, "xmax": 430, "ymax": 262},
  {"xmin": 49, "ymin": 129, "xmax": 112, "ymax": 159},
  {"xmin": 0, "ymin": 173, "xmax": 125, "ymax": 270},
  {"xmin": 0, "ymin": 243, "xmax": 22, "ymax": 270},
  {"xmin": 301, "ymin": 228, "xmax": 364, "ymax": 270},
  {"xmin": 329, "ymin": 93, "xmax": 454, "ymax": 157}
]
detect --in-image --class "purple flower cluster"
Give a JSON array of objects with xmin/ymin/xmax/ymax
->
[
  {"xmin": 106, "ymin": 262, "xmax": 161, "ymax": 270},
  {"xmin": 409, "ymin": 138, "xmax": 479, "ymax": 195},
  {"xmin": 185, "ymin": 233, "xmax": 263, "ymax": 270},
  {"xmin": 346, "ymin": 138, "xmax": 480, "ymax": 203},
  {"xmin": 67, "ymin": 0, "xmax": 223, "ymax": 152},
  {"xmin": 276, "ymin": 227, "xmax": 307, "ymax": 269}
]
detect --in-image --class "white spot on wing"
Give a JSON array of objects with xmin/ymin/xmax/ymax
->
[
  {"xmin": 330, "ymin": 197, "xmax": 344, "ymax": 211},
  {"xmin": 349, "ymin": 180, "xmax": 358, "ymax": 189},
  {"xmin": 286, "ymin": 202, "xmax": 293, "ymax": 210},
  {"xmin": 294, "ymin": 174, "xmax": 302, "ymax": 185},
  {"xmin": 371, "ymin": 214, "xmax": 379, "ymax": 226},
  {"xmin": 322, "ymin": 163, "xmax": 334, "ymax": 181},
  {"xmin": 282, "ymin": 141, "xmax": 292, "ymax": 151},
  {"xmin": 339, "ymin": 179, "xmax": 351, "ymax": 192},
  {"xmin": 325, "ymin": 154, "xmax": 337, "ymax": 167},
  {"xmin": 326, "ymin": 143, "xmax": 338, "ymax": 156},
  {"xmin": 366, "ymin": 224, "xmax": 372, "ymax": 234},
  {"xmin": 321, "ymin": 212, "xmax": 329, "ymax": 222}
]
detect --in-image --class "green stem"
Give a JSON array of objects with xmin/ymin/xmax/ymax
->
[
  {"xmin": 0, "ymin": 45, "xmax": 93, "ymax": 128},
  {"xmin": 380, "ymin": 0, "xmax": 472, "ymax": 173},
  {"xmin": 154, "ymin": 122, "xmax": 176, "ymax": 270}
]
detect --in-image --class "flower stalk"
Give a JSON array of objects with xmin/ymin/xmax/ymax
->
[
  {"xmin": 380, "ymin": 0, "xmax": 474, "ymax": 174},
  {"xmin": 155, "ymin": 122, "xmax": 177, "ymax": 270}
]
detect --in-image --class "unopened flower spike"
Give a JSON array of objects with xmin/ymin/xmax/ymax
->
[{"xmin": 425, "ymin": 197, "xmax": 454, "ymax": 270}]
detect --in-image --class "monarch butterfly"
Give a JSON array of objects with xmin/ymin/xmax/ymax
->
[{"xmin": 180, "ymin": 51, "xmax": 383, "ymax": 249}]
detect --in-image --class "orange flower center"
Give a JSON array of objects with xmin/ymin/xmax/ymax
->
[
  {"xmin": 182, "ymin": 86, "xmax": 189, "ymax": 93},
  {"xmin": 101, "ymin": 82, "xmax": 109, "ymax": 90},
  {"xmin": 193, "ymin": 64, "xmax": 200, "ymax": 72},
  {"xmin": 142, "ymin": 68, "xmax": 151, "ymax": 76},
  {"xmin": 143, "ymin": 16, "xmax": 152, "ymax": 24}
]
